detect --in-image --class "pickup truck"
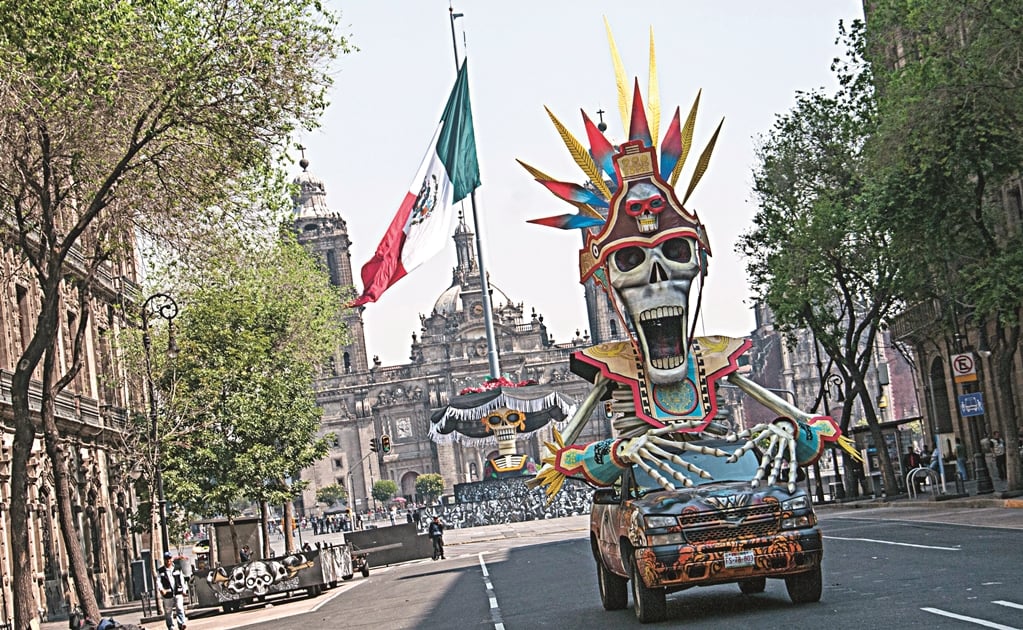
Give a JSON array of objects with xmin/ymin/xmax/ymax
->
[{"xmin": 590, "ymin": 438, "xmax": 823, "ymax": 623}]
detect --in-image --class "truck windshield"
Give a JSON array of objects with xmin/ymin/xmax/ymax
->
[{"xmin": 632, "ymin": 441, "xmax": 762, "ymax": 492}]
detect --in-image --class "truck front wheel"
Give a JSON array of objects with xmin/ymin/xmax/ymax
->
[
  {"xmin": 785, "ymin": 566, "xmax": 822, "ymax": 604},
  {"xmin": 630, "ymin": 554, "xmax": 666, "ymax": 623}
]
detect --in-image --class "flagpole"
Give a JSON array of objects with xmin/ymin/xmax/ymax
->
[{"xmin": 449, "ymin": 5, "xmax": 502, "ymax": 378}]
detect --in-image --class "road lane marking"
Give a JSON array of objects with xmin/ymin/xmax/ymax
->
[
  {"xmin": 994, "ymin": 601, "xmax": 1023, "ymax": 610},
  {"xmin": 479, "ymin": 553, "xmax": 505, "ymax": 630},
  {"xmin": 825, "ymin": 535, "xmax": 960, "ymax": 551},
  {"xmin": 922, "ymin": 607, "xmax": 1020, "ymax": 629}
]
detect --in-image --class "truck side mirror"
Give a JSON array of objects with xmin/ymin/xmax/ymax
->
[{"xmin": 592, "ymin": 488, "xmax": 618, "ymax": 505}]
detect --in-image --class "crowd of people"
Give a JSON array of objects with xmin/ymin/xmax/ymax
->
[
  {"xmin": 412, "ymin": 478, "xmax": 593, "ymax": 531},
  {"xmin": 904, "ymin": 426, "xmax": 1022, "ymax": 486}
]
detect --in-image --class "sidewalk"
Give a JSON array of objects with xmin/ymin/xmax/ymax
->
[{"xmin": 826, "ymin": 474, "xmax": 1023, "ymax": 510}]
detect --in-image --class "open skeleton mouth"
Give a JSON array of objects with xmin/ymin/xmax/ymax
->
[{"xmin": 638, "ymin": 306, "xmax": 686, "ymax": 370}]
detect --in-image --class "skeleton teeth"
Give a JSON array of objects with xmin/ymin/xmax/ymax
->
[{"xmin": 639, "ymin": 306, "xmax": 685, "ymax": 321}]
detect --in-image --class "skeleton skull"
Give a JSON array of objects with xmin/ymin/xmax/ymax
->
[
  {"xmin": 622, "ymin": 183, "xmax": 666, "ymax": 233},
  {"xmin": 608, "ymin": 236, "xmax": 700, "ymax": 384},
  {"xmin": 483, "ymin": 407, "xmax": 526, "ymax": 456}
]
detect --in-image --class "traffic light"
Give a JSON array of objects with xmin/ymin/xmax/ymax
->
[
  {"xmin": 369, "ymin": 437, "xmax": 379, "ymax": 453},
  {"xmin": 380, "ymin": 434, "xmax": 391, "ymax": 453}
]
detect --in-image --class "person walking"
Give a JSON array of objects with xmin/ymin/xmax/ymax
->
[
  {"xmin": 954, "ymin": 437, "xmax": 969, "ymax": 481},
  {"xmin": 157, "ymin": 552, "xmax": 187, "ymax": 630},
  {"xmin": 991, "ymin": 431, "xmax": 1007, "ymax": 481},
  {"xmin": 428, "ymin": 515, "xmax": 445, "ymax": 560}
]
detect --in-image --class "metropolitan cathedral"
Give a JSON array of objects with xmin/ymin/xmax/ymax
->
[{"xmin": 291, "ymin": 160, "xmax": 617, "ymax": 515}]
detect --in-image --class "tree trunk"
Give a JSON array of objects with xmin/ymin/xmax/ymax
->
[
  {"xmin": 10, "ymin": 382, "xmax": 41, "ymax": 630},
  {"xmin": 9, "ymin": 274, "xmax": 62, "ymax": 630},
  {"xmin": 228, "ymin": 516, "xmax": 239, "ymax": 564},
  {"xmin": 260, "ymin": 501, "xmax": 272, "ymax": 558},
  {"xmin": 40, "ymin": 395, "xmax": 101, "ymax": 621},
  {"xmin": 854, "ymin": 374, "xmax": 899, "ymax": 494},
  {"xmin": 995, "ymin": 324, "xmax": 1020, "ymax": 493},
  {"xmin": 283, "ymin": 500, "xmax": 295, "ymax": 554}
]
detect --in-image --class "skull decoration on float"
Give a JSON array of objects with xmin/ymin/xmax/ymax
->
[
  {"xmin": 522, "ymin": 21, "xmax": 860, "ymax": 499},
  {"xmin": 429, "ymin": 377, "xmax": 576, "ymax": 480}
]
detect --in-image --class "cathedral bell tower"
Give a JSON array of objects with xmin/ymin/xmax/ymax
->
[{"xmin": 292, "ymin": 155, "xmax": 369, "ymax": 374}]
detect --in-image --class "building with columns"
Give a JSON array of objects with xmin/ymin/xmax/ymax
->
[{"xmin": 291, "ymin": 160, "xmax": 615, "ymax": 515}]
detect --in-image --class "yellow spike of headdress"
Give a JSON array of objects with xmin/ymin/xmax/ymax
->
[
  {"xmin": 544, "ymin": 107, "xmax": 613, "ymax": 200},
  {"xmin": 647, "ymin": 26, "xmax": 660, "ymax": 144},
  {"xmin": 604, "ymin": 16, "xmax": 630, "ymax": 134}
]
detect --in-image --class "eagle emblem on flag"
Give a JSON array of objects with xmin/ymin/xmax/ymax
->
[{"xmin": 409, "ymin": 173, "xmax": 439, "ymax": 226}]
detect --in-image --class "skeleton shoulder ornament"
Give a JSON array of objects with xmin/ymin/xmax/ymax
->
[{"xmin": 524, "ymin": 21, "xmax": 860, "ymax": 500}]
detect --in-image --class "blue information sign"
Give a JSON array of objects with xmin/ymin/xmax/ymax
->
[{"xmin": 958, "ymin": 392, "xmax": 985, "ymax": 417}]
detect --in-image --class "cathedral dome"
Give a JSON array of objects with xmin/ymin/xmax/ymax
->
[
  {"xmin": 292, "ymin": 158, "xmax": 331, "ymax": 219},
  {"xmin": 433, "ymin": 282, "xmax": 513, "ymax": 316}
]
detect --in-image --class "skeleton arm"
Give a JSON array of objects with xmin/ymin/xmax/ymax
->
[{"xmin": 725, "ymin": 372, "xmax": 861, "ymax": 492}]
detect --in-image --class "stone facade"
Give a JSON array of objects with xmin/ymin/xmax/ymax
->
[{"xmin": 0, "ymin": 246, "xmax": 147, "ymax": 621}]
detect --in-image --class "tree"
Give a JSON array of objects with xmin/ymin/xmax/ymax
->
[
  {"xmin": 739, "ymin": 20, "xmax": 905, "ymax": 494},
  {"xmin": 372, "ymin": 480, "xmax": 399, "ymax": 504},
  {"xmin": 162, "ymin": 234, "xmax": 346, "ymax": 556},
  {"xmin": 865, "ymin": 0, "xmax": 1023, "ymax": 490},
  {"xmin": 316, "ymin": 483, "xmax": 348, "ymax": 508},
  {"xmin": 415, "ymin": 473, "xmax": 445, "ymax": 505},
  {"xmin": 0, "ymin": 1, "xmax": 349, "ymax": 624}
]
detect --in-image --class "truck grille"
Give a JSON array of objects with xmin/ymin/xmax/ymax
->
[{"xmin": 680, "ymin": 504, "xmax": 780, "ymax": 544}]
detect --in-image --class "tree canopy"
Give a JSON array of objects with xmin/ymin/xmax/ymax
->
[
  {"xmin": 372, "ymin": 479, "xmax": 399, "ymax": 504},
  {"xmin": 739, "ymin": 20, "xmax": 904, "ymax": 491},
  {"xmin": 864, "ymin": 0, "xmax": 1023, "ymax": 490},
  {"xmin": 0, "ymin": 0, "xmax": 350, "ymax": 624},
  {"xmin": 162, "ymin": 233, "xmax": 347, "ymax": 522},
  {"xmin": 415, "ymin": 473, "xmax": 445, "ymax": 504}
]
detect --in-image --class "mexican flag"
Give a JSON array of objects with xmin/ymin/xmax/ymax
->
[{"xmin": 351, "ymin": 60, "xmax": 480, "ymax": 307}]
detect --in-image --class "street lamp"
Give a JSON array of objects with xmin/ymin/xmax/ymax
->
[
  {"xmin": 823, "ymin": 372, "xmax": 847, "ymax": 499},
  {"xmin": 141, "ymin": 292, "xmax": 179, "ymax": 557}
]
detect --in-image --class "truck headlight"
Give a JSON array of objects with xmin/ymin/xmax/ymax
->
[
  {"xmin": 782, "ymin": 496, "xmax": 809, "ymax": 512},
  {"xmin": 644, "ymin": 515, "xmax": 677, "ymax": 529},
  {"xmin": 781, "ymin": 514, "xmax": 816, "ymax": 529}
]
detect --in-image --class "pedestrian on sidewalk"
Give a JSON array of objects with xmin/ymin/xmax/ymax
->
[
  {"xmin": 991, "ymin": 431, "xmax": 1007, "ymax": 481},
  {"xmin": 428, "ymin": 515, "xmax": 445, "ymax": 559},
  {"xmin": 954, "ymin": 437, "xmax": 969, "ymax": 481},
  {"xmin": 157, "ymin": 552, "xmax": 187, "ymax": 630}
]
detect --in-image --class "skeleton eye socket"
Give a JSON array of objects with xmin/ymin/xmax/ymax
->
[
  {"xmin": 613, "ymin": 246, "xmax": 646, "ymax": 272},
  {"xmin": 486, "ymin": 415, "xmax": 503, "ymax": 426},
  {"xmin": 506, "ymin": 412, "xmax": 521, "ymax": 423},
  {"xmin": 662, "ymin": 238, "xmax": 694, "ymax": 264}
]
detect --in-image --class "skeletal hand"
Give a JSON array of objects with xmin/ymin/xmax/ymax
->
[
  {"xmin": 726, "ymin": 418, "xmax": 799, "ymax": 492},
  {"xmin": 618, "ymin": 422, "xmax": 730, "ymax": 492}
]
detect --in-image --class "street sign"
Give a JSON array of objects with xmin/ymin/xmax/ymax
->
[
  {"xmin": 958, "ymin": 392, "xmax": 985, "ymax": 417},
  {"xmin": 952, "ymin": 352, "xmax": 978, "ymax": 383}
]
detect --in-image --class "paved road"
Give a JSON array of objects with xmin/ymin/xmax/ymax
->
[{"xmin": 46, "ymin": 498, "xmax": 1022, "ymax": 630}]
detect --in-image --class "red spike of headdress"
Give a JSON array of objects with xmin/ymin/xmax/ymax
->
[{"xmin": 628, "ymin": 79, "xmax": 652, "ymax": 147}]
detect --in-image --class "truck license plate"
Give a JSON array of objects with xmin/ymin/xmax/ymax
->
[{"xmin": 724, "ymin": 550, "xmax": 755, "ymax": 569}]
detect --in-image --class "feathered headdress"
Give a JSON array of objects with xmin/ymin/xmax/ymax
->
[{"xmin": 520, "ymin": 18, "xmax": 723, "ymax": 285}]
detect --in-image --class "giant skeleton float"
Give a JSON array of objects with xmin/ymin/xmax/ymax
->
[
  {"xmin": 515, "ymin": 21, "xmax": 861, "ymax": 501},
  {"xmin": 428, "ymin": 21, "xmax": 858, "ymax": 513}
]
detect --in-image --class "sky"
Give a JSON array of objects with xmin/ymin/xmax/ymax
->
[{"xmin": 297, "ymin": 0, "xmax": 866, "ymax": 367}]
